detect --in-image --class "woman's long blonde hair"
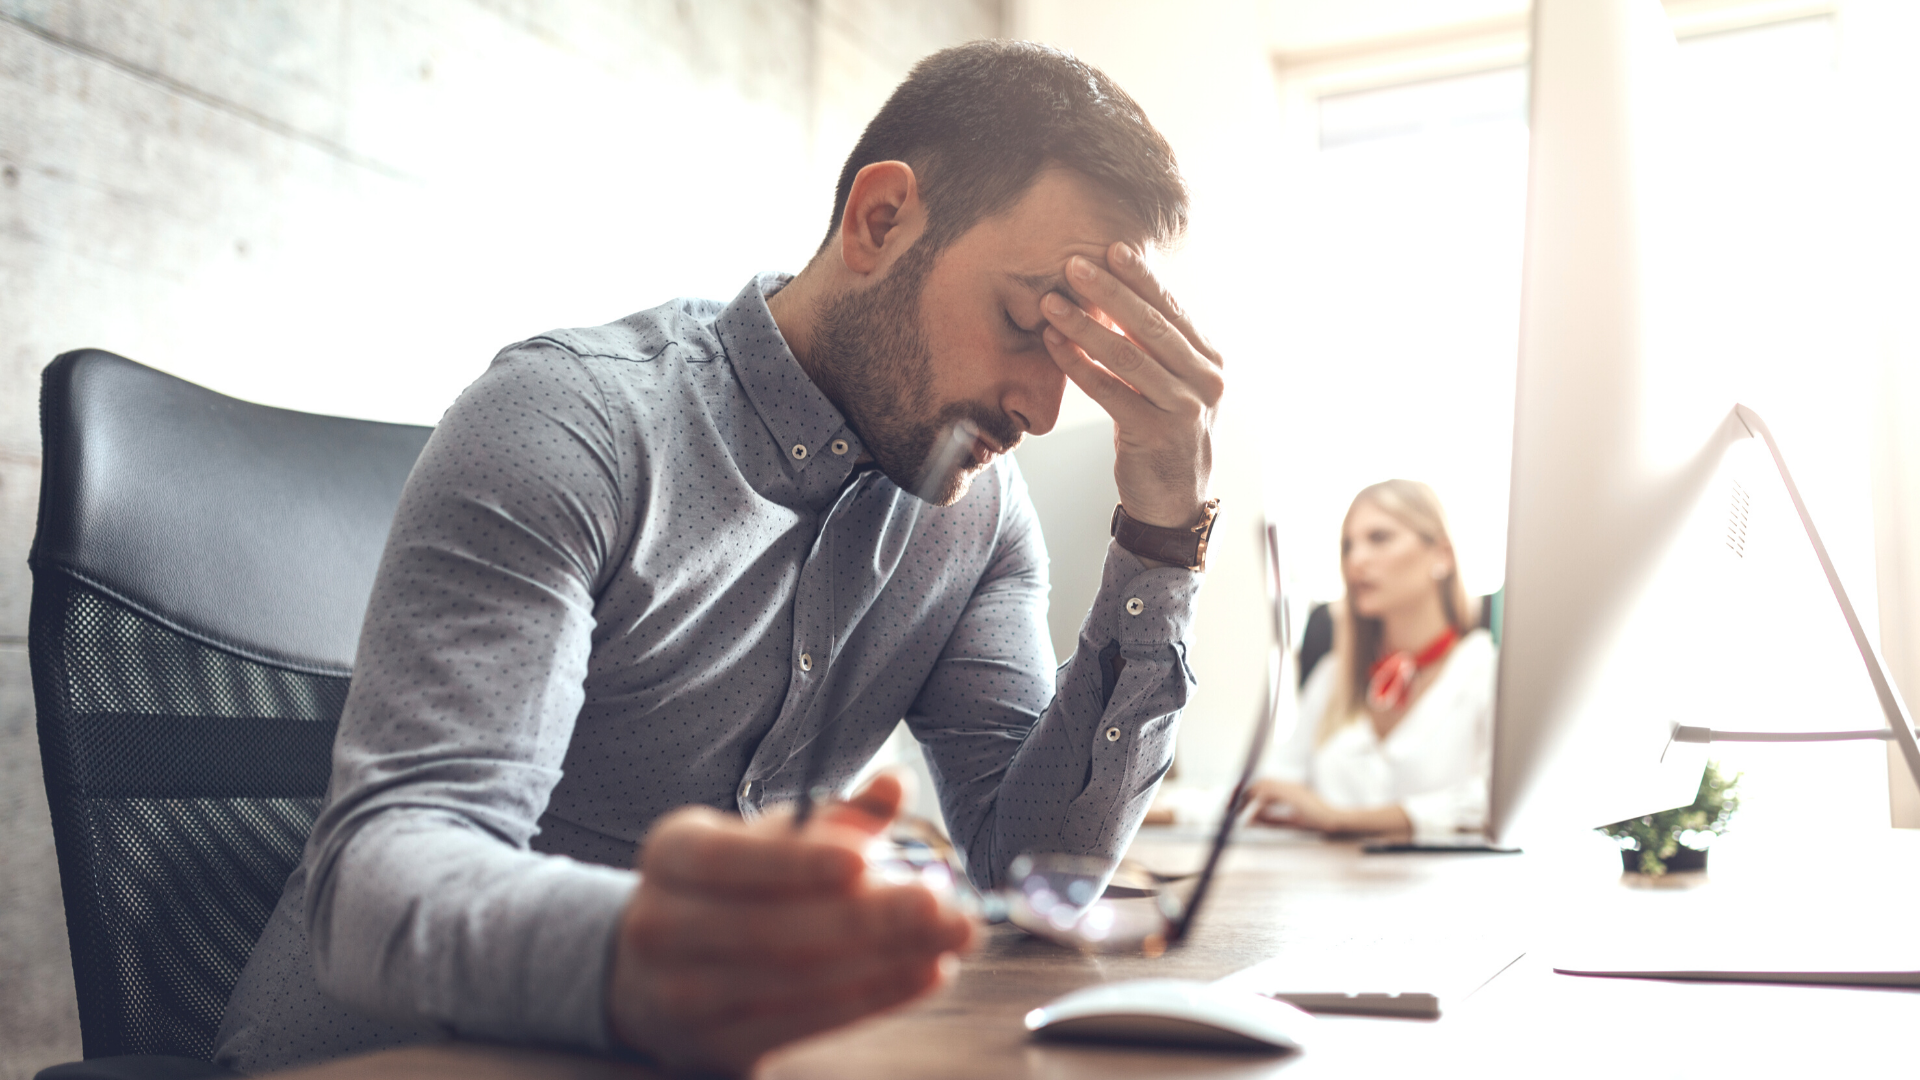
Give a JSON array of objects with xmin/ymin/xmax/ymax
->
[{"xmin": 1321, "ymin": 479, "xmax": 1474, "ymax": 742}]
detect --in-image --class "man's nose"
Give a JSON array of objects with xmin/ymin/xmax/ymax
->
[{"xmin": 1003, "ymin": 352, "xmax": 1067, "ymax": 437}]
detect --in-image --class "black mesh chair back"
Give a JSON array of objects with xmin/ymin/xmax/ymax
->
[{"xmin": 28, "ymin": 350, "xmax": 433, "ymax": 1061}]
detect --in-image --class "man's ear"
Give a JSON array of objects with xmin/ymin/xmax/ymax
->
[{"xmin": 837, "ymin": 161, "xmax": 921, "ymax": 277}]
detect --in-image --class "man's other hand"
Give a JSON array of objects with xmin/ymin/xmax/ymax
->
[
  {"xmin": 1040, "ymin": 242, "xmax": 1225, "ymax": 532},
  {"xmin": 606, "ymin": 774, "xmax": 975, "ymax": 1076}
]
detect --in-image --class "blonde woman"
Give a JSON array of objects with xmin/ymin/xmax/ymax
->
[{"xmin": 1247, "ymin": 480, "xmax": 1495, "ymax": 840}]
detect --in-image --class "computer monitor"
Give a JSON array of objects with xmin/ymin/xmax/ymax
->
[{"xmin": 1486, "ymin": 0, "xmax": 1920, "ymax": 847}]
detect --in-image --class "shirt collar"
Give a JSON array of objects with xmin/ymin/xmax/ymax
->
[{"xmin": 714, "ymin": 273, "xmax": 869, "ymax": 509}]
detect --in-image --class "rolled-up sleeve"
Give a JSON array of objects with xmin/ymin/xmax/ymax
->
[
  {"xmin": 302, "ymin": 343, "xmax": 640, "ymax": 1050},
  {"xmin": 908, "ymin": 466, "xmax": 1204, "ymax": 889}
]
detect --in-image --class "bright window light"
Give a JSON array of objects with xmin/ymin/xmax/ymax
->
[
  {"xmin": 1270, "ymin": 13, "xmax": 1887, "ymax": 840},
  {"xmin": 1272, "ymin": 14, "xmax": 1853, "ymax": 604},
  {"xmin": 1318, "ymin": 65, "xmax": 1527, "ymax": 150}
]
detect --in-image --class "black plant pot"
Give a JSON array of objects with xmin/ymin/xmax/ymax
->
[{"xmin": 1621, "ymin": 845, "xmax": 1708, "ymax": 874}]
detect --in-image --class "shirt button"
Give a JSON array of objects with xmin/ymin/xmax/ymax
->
[
  {"xmin": 791, "ymin": 443, "xmax": 809, "ymax": 460},
  {"xmin": 830, "ymin": 438, "xmax": 850, "ymax": 456},
  {"xmin": 1125, "ymin": 597, "xmax": 1145, "ymax": 615},
  {"xmin": 738, "ymin": 778, "xmax": 753, "ymax": 802},
  {"xmin": 799, "ymin": 652, "xmax": 813, "ymax": 672},
  {"xmin": 1106, "ymin": 726, "xmax": 1122, "ymax": 742}
]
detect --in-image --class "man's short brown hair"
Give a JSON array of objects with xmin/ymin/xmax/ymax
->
[{"xmin": 820, "ymin": 40, "xmax": 1190, "ymax": 257}]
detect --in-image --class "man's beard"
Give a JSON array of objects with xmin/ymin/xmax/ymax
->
[{"xmin": 809, "ymin": 245, "xmax": 1023, "ymax": 505}]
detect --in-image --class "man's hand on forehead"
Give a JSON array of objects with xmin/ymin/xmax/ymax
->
[
  {"xmin": 1010, "ymin": 270, "xmax": 1086, "ymax": 311},
  {"xmin": 1038, "ymin": 242, "xmax": 1225, "ymax": 533}
]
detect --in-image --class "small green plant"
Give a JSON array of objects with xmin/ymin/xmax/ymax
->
[{"xmin": 1599, "ymin": 761, "xmax": 1741, "ymax": 876}]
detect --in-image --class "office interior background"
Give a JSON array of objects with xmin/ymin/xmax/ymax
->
[{"xmin": 2, "ymin": 1, "xmax": 1917, "ymax": 1075}]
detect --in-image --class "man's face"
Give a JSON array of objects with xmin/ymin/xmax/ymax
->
[{"xmin": 811, "ymin": 169, "xmax": 1143, "ymax": 504}]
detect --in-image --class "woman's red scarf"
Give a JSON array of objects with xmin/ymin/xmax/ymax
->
[{"xmin": 1366, "ymin": 626, "xmax": 1459, "ymax": 713}]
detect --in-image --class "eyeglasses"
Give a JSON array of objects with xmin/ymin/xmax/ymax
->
[
  {"xmin": 853, "ymin": 815, "xmax": 1189, "ymax": 955},
  {"xmin": 802, "ymin": 522, "xmax": 1287, "ymax": 956}
]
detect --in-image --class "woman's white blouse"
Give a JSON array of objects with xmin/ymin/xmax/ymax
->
[{"xmin": 1269, "ymin": 629, "xmax": 1496, "ymax": 841}]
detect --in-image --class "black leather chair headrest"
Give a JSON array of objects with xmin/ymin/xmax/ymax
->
[{"xmin": 32, "ymin": 350, "xmax": 434, "ymax": 674}]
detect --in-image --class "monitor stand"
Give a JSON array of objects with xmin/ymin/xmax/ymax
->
[
  {"xmin": 1657, "ymin": 406, "xmax": 1920, "ymax": 800},
  {"xmin": 1564, "ymin": 405, "xmax": 1920, "ymax": 989}
]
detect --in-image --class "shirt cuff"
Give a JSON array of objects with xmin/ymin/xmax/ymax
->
[{"xmin": 1083, "ymin": 540, "xmax": 1204, "ymax": 653}]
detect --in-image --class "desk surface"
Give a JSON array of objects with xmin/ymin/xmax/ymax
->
[{"xmin": 281, "ymin": 828, "xmax": 1920, "ymax": 1079}]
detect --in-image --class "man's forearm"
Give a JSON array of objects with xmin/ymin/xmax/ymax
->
[
  {"xmin": 307, "ymin": 814, "xmax": 635, "ymax": 1048},
  {"xmin": 968, "ymin": 543, "xmax": 1201, "ymax": 886}
]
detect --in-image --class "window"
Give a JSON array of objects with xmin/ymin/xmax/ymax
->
[{"xmin": 1268, "ymin": 11, "xmax": 1890, "ymax": 838}]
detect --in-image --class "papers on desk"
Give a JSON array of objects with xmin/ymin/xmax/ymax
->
[
  {"xmin": 1547, "ymin": 835, "xmax": 1920, "ymax": 989},
  {"xmin": 1553, "ymin": 961, "xmax": 1920, "ymax": 988},
  {"xmin": 1553, "ymin": 925, "xmax": 1920, "ymax": 987}
]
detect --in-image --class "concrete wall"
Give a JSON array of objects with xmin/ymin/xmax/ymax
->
[{"xmin": 0, "ymin": 1, "xmax": 1001, "ymax": 1073}]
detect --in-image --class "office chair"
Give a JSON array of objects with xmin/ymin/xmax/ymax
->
[{"xmin": 28, "ymin": 351, "xmax": 432, "ymax": 1079}]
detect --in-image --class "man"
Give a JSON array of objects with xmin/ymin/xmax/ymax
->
[{"xmin": 215, "ymin": 40, "xmax": 1225, "ymax": 1076}]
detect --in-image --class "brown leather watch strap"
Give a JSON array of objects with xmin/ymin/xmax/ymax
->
[{"xmin": 1109, "ymin": 499, "xmax": 1221, "ymax": 571}]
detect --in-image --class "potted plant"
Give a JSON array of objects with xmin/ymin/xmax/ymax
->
[{"xmin": 1599, "ymin": 761, "xmax": 1741, "ymax": 876}]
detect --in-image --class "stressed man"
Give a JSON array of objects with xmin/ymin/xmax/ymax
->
[{"xmin": 215, "ymin": 40, "xmax": 1225, "ymax": 1076}]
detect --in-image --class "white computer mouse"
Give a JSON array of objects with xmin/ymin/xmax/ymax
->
[{"xmin": 1024, "ymin": 978, "xmax": 1314, "ymax": 1052}]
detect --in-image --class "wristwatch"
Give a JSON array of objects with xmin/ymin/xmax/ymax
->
[{"xmin": 1109, "ymin": 499, "xmax": 1221, "ymax": 571}]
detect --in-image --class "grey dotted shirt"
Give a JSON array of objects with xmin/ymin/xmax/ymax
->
[{"xmin": 214, "ymin": 273, "xmax": 1204, "ymax": 1073}]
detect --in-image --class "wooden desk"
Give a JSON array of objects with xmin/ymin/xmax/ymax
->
[{"xmin": 282, "ymin": 828, "xmax": 1920, "ymax": 1079}]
